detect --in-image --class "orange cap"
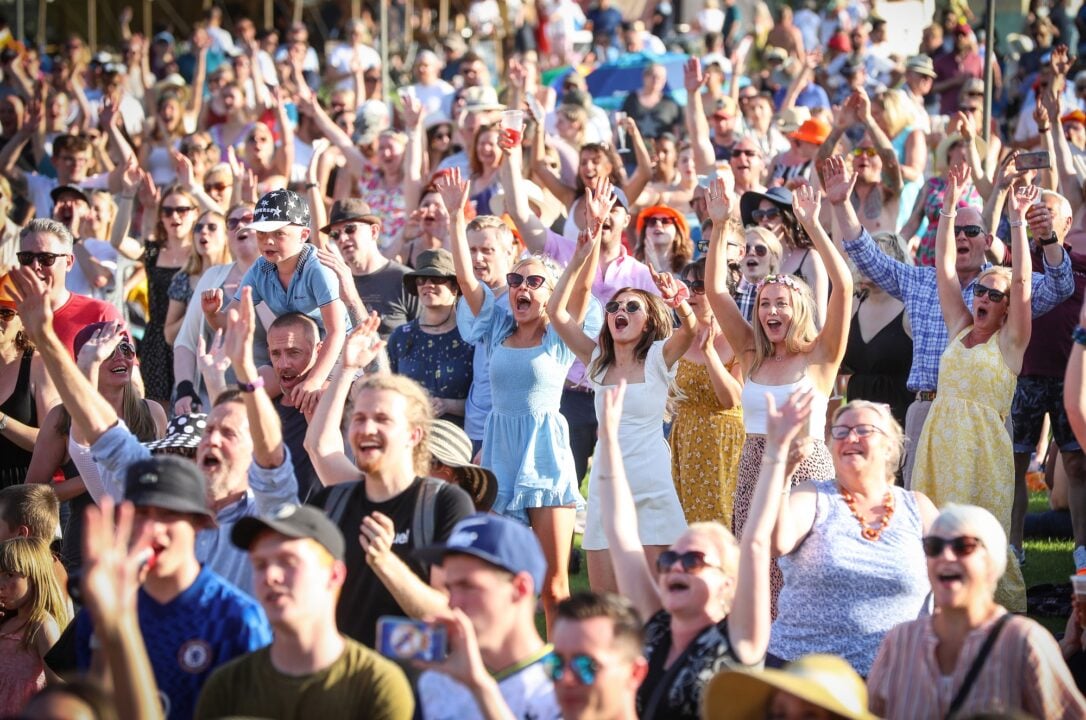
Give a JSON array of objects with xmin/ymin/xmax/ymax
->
[
  {"xmin": 0, "ymin": 272, "xmax": 17, "ymax": 311},
  {"xmin": 789, "ymin": 118, "xmax": 832, "ymax": 146},
  {"xmin": 1062, "ymin": 109, "xmax": 1086, "ymax": 126},
  {"xmin": 636, "ymin": 206, "xmax": 690, "ymax": 239}
]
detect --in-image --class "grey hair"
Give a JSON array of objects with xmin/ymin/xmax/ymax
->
[
  {"xmin": 20, "ymin": 218, "xmax": 74, "ymax": 251},
  {"xmin": 831, "ymin": 400, "xmax": 905, "ymax": 482},
  {"xmin": 929, "ymin": 504, "xmax": 1008, "ymax": 586},
  {"xmin": 1040, "ymin": 189, "xmax": 1074, "ymax": 230},
  {"xmin": 872, "ymin": 231, "xmax": 913, "ymax": 266}
]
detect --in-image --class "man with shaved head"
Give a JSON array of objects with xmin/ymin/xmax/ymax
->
[{"xmin": 268, "ymin": 312, "xmax": 323, "ymax": 502}]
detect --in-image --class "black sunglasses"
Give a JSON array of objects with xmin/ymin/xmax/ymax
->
[
  {"xmin": 682, "ymin": 278, "xmax": 706, "ymax": 295},
  {"xmin": 655, "ymin": 549, "xmax": 722, "ymax": 574},
  {"xmin": 0, "ymin": 309, "xmax": 15, "ymax": 320},
  {"xmin": 227, "ymin": 215, "xmax": 254, "ymax": 230},
  {"xmin": 330, "ymin": 224, "xmax": 360, "ymax": 241},
  {"xmin": 829, "ymin": 423, "xmax": 886, "ymax": 440},
  {"xmin": 745, "ymin": 244, "xmax": 769, "ymax": 257},
  {"xmin": 605, "ymin": 300, "xmax": 641, "ymax": 314},
  {"xmin": 922, "ymin": 535, "xmax": 983, "ymax": 558},
  {"xmin": 507, "ymin": 272, "xmax": 546, "ymax": 289},
  {"xmin": 973, "ymin": 283, "xmax": 1007, "ymax": 303},
  {"xmin": 194, "ymin": 222, "xmax": 219, "ymax": 233},
  {"xmin": 954, "ymin": 225, "xmax": 983, "ymax": 238},
  {"xmin": 161, "ymin": 205, "xmax": 195, "ymax": 218},
  {"xmin": 16, "ymin": 251, "xmax": 69, "ymax": 267},
  {"xmin": 751, "ymin": 207, "xmax": 781, "ymax": 222},
  {"xmin": 645, "ymin": 215, "xmax": 675, "ymax": 227},
  {"xmin": 543, "ymin": 652, "xmax": 599, "ymax": 685},
  {"xmin": 415, "ymin": 276, "xmax": 453, "ymax": 287},
  {"xmin": 732, "ymin": 149, "xmax": 759, "ymax": 158}
]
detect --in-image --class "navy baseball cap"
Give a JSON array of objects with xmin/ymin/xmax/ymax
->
[
  {"xmin": 249, "ymin": 189, "xmax": 311, "ymax": 232},
  {"xmin": 415, "ymin": 514, "xmax": 547, "ymax": 590}
]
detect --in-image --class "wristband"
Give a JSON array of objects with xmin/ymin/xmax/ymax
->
[
  {"xmin": 175, "ymin": 380, "xmax": 200, "ymax": 404},
  {"xmin": 1038, "ymin": 126, "xmax": 1050, "ymax": 133},
  {"xmin": 237, "ymin": 377, "xmax": 266, "ymax": 393},
  {"xmin": 305, "ymin": 182, "xmax": 319, "ymax": 189},
  {"xmin": 1073, "ymin": 326, "xmax": 1086, "ymax": 346},
  {"xmin": 1008, "ymin": 221, "xmax": 1023, "ymax": 228},
  {"xmin": 939, "ymin": 209, "xmax": 957, "ymax": 218}
]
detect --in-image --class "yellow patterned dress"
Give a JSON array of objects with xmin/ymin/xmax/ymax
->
[
  {"xmin": 911, "ymin": 328, "xmax": 1026, "ymax": 612},
  {"xmin": 669, "ymin": 357, "xmax": 745, "ymax": 528}
]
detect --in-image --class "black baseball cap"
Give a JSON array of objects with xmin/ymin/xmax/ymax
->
[
  {"xmin": 231, "ymin": 504, "xmax": 346, "ymax": 560},
  {"xmin": 124, "ymin": 456, "xmax": 216, "ymax": 527}
]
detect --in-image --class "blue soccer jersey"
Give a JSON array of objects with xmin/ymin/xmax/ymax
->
[{"xmin": 77, "ymin": 567, "xmax": 271, "ymax": 720}]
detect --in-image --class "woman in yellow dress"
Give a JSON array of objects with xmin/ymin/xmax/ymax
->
[
  {"xmin": 911, "ymin": 161, "xmax": 1033, "ymax": 612},
  {"xmin": 670, "ymin": 258, "xmax": 745, "ymax": 527}
]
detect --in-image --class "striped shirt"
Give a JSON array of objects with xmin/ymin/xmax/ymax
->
[
  {"xmin": 867, "ymin": 612, "xmax": 1086, "ymax": 719},
  {"xmin": 844, "ymin": 229, "xmax": 1074, "ymax": 392}
]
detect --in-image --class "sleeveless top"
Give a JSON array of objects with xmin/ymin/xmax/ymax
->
[
  {"xmin": 741, "ymin": 375, "xmax": 828, "ymax": 437},
  {"xmin": 0, "ymin": 350, "xmax": 36, "ymax": 488},
  {"xmin": 770, "ymin": 480, "xmax": 930, "ymax": 676},
  {"xmin": 842, "ymin": 300, "xmax": 914, "ymax": 427}
]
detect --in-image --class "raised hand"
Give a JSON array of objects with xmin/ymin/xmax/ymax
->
[
  {"xmin": 583, "ymin": 175, "xmax": 616, "ymax": 232},
  {"xmin": 765, "ymin": 386, "xmax": 814, "ymax": 454},
  {"xmin": 173, "ymin": 150, "xmax": 196, "ymax": 190},
  {"xmin": 99, "ymin": 96, "xmax": 120, "ymax": 131},
  {"xmin": 434, "ymin": 167, "xmax": 469, "ymax": 215},
  {"xmin": 81, "ymin": 497, "xmax": 152, "ymax": 634},
  {"xmin": 416, "ymin": 608, "xmax": 492, "ymax": 691},
  {"xmin": 944, "ymin": 160, "xmax": 972, "ymax": 209},
  {"xmin": 705, "ymin": 177, "xmax": 732, "ymax": 223},
  {"xmin": 791, "ymin": 180, "xmax": 822, "ymax": 227},
  {"xmin": 1025, "ymin": 192, "xmax": 1057, "ymax": 241},
  {"xmin": 846, "ymin": 89, "xmax": 872, "ymax": 125},
  {"xmin": 699, "ymin": 320, "xmax": 719, "ymax": 355},
  {"xmin": 820, "ymin": 155, "xmax": 855, "ymax": 206},
  {"xmin": 993, "ymin": 150, "xmax": 1023, "ymax": 190},
  {"xmin": 599, "ymin": 380, "xmax": 626, "ymax": 441},
  {"xmin": 683, "ymin": 57, "xmax": 705, "ymax": 94},
  {"xmin": 77, "ymin": 321, "xmax": 126, "ymax": 368},
  {"xmin": 197, "ymin": 329, "xmax": 232, "ymax": 381},
  {"xmin": 1008, "ymin": 183, "xmax": 1040, "ymax": 219},
  {"xmin": 201, "ymin": 287, "xmax": 224, "ymax": 317},
  {"xmin": 137, "ymin": 170, "xmax": 159, "ymax": 210},
  {"xmin": 803, "ymin": 49, "xmax": 822, "ymax": 73},
  {"xmin": 341, "ymin": 311, "xmax": 385, "ymax": 370},
  {"xmin": 1051, "ymin": 44, "xmax": 1073, "ymax": 78},
  {"xmin": 507, "ymin": 57, "xmax": 527, "ymax": 91},
  {"xmin": 120, "ymin": 158, "xmax": 142, "ymax": 196},
  {"xmin": 6, "ymin": 268, "xmax": 52, "ymax": 346},
  {"xmin": 402, "ymin": 93, "xmax": 424, "ymax": 131},
  {"xmin": 648, "ymin": 262, "xmax": 688, "ymax": 307},
  {"xmin": 191, "ymin": 26, "xmax": 211, "ymax": 53},
  {"xmin": 223, "ymin": 287, "xmax": 256, "ymax": 372},
  {"xmin": 956, "ymin": 110, "xmax": 976, "ymax": 141}
]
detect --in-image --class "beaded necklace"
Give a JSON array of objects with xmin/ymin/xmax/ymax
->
[{"xmin": 838, "ymin": 484, "xmax": 894, "ymax": 541}]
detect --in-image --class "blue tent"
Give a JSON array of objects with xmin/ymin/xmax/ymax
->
[{"xmin": 584, "ymin": 52, "xmax": 690, "ymax": 109}]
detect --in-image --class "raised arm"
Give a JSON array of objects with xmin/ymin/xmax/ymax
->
[
  {"xmin": 699, "ymin": 323, "xmax": 744, "ymax": 408},
  {"xmin": 1002, "ymin": 185, "xmax": 1036, "ymax": 365},
  {"xmin": 546, "ymin": 196, "xmax": 607, "ymax": 367},
  {"xmin": 934, "ymin": 161, "xmax": 975, "ymax": 337},
  {"xmin": 597, "ymin": 382, "xmax": 663, "ymax": 621},
  {"xmin": 1040, "ymin": 76, "xmax": 1084, "ymax": 213},
  {"xmin": 497, "ymin": 129, "xmax": 548, "ymax": 253},
  {"xmin": 853, "ymin": 90, "xmax": 904, "ymax": 194},
  {"xmin": 1065, "ymin": 300, "xmax": 1086, "ymax": 446},
  {"xmin": 622, "ymin": 117, "xmax": 653, "ymax": 206},
  {"xmin": 703, "ymin": 178, "xmax": 755, "ymax": 359},
  {"xmin": 296, "ymin": 91, "xmax": 368, "ymax": 177},
  {"xmin": 270, "ymin": 87, "xmax": 295, "ymax": 179},
  {"xmin": 683, "ymin": 58, "xmax": 716, "ymax": 174},
  {"xmin": 401, "ymin": 94, "xmax": 426, "ymax": 214},
  {"xmin": 435, "ymin": 168, "xmax": 485, "ymax": 314},
  {"xmin": 650, "ymin": 264, "xmax": 697, "ymax": 367},
  {"xmin": 529, "ymin": 119, "xmax": 575, "ymax": 208},
  {"xmin": 0, "ymin": 98, "xmax": 39, "ymax": 184},
  {"xmin": 793, "ymin": 179, "xmax": 852, "ymax": 392},
  {"xmin": 110, "ymin": 163, "xmax": 151, "ymax": 260}
]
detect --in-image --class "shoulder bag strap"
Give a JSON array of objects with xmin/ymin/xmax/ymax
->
[{"xmin": 945, "ymin": 613, "xmax": 1013, "ymax": 720}]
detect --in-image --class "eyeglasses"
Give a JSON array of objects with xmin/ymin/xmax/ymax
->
[
  {"xmin": 194, "ymin": 222, "xmax": 219, "ymax": 233},
  {"xmin": 605, "ymin": 300, "xmax": 642, "ymax": 314},
  {"xmin": 851, "ymin": 147, "xmax": 879, "ymax": 157},
  {"xmin": 655, "ymin": 549, "xmax": 723, "ymax": 574},
  {"xmin": 227, "ymin": 214, "xmax": 254, "ymax": 230},
  {"xmin": 204, "ymin": 182, "xmax": 228, "ymax": 193},
  {"xmin": 161, "ymin": 205, "xmax": 195, "ymax": 218},
  {"xmin": 750, "ymin": 207, "xmax": 781, "ymax": 222},
  {"xmin": 542, "ymin": 652, "xmax": 599, "ymax": 686},
  {"xmin": 415, "ymin": 276, "xmax": 453, "ymax": 287},
  {"xmin": 507, "ymin": 272, "xmax": 547, "ymax": 289},
  {"xmin": 16, "ymin": 251, "xmax": 69, "ymax": 267},
  {"xmin": 0, "ymin": 309, "xmax": 15, "ymax": 321},
  {"xmin": 645, "ymin": 215, "xmax": 675, "ymax": 227},
  {"xmin": 330, "ymin": 224, "xmax": 362, "ymax": 241},
  {"xmin": 682, "ymin": 278, "xmax": 706, "ymax": 295},
  {"xmin": 829, "ymin": 423, "xmax": 886, "ymax": 440},
  {"xmin": 954, "ymin": 225, "xmax": 983, "ymax": 238},
  {"xmin": 922, "ymin": 535, "xmax": 983, "ymax": 558},
  {"xmin": 972, "ymin": 283, "xmax": 1007, "ymax": 303},
  {"xmin": 745, "ymin": 244, "xmax": 769, "ymax": 257}
]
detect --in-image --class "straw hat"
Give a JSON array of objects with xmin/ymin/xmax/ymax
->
[
  {"xmin": 776, "ymin": 107, "xmax": 811, "ymax": 135},
  {"xmin": 934, "ymin": 132, "xmax": 987, "ymax": 174},
  {"xmin": 703, "ymin": 654, "xmax": 878, "ymax": 720}
]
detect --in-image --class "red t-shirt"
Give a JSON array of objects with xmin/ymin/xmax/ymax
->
[{"xmin": 51, "ymin": 293, "xmax": 123, "ymax": 357}]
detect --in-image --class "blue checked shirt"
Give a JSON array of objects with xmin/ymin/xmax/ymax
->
[{"xmin": 844, "ymin": 229, "xmax": 1074, "ymax": 392}]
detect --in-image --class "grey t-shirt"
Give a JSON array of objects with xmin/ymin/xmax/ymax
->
[{"xmin": 353, "ymin": 261, "xmax": 418, "ymax": 337}]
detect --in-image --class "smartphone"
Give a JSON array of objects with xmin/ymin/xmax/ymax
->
[
  {"xmin": 1016, "ymin": 150, "xmax": 1051, "ymax": 171},
  {"xmin": 377, "ymin": 617, "xmax": 448, "ymax": 663}
]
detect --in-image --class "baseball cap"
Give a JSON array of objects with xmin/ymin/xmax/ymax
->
[
  {"xmin": 50, "ymin": 185, "xmax": 90, "ymax": 205},
  {"xmin": 232, "ymin": 504, "xmax": 346, "ymax": 560},
  {"xmin": 249, "ymin": 189, "xmax": 311, "ymax": 232},
  {"xmin": 415, "ymin": 513, "xmax": 547, "ymax": 590},
  {"xmin": 124, "ymin": 456, "xmax": 216, "ymax": 526}
]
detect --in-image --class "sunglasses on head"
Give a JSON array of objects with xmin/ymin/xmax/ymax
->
[
  {"xmin": 745, "ymin": 244, "xmax": 769, "ymax": 257},
  {"xmin": 542, "ymin": 653, "xmax": 599, "ymax": 686},
  {"xmin": 851, "ymin": 147, "xmax": 879, "ymax": 157},
  {"xmin": 330, "ymin": 224, "xmax": 361, "ymax": 241},
  {"xmin": 682, "ymin": 278, "xmax": 706, "ymax": 295},
  {"xmin": 954, "ymin": 225, "xmax": 983, "ymax": 238},
  {"xmin": 922, "ymin": 535, "xmax": 983, "ymax": 558},
  {"xmin": 194, "ymin": 222, "xmax": 219, "ymax": 233},
  {"xmin": 751, "ymin": 207, "xmax": 781, "ymax": 222},
  {"xmin": 829, "ymin": 423, "xmax": 886, "ymax": 440},
  {"xmin": 972, "ymin": 283, "xmax": 1007, "ymax": 303},
  {"xmin": 605, "ymin": 300, "xmax": 641, "ymax": 314},
  {"xmin": 645, "ymin": 215, "xmax": 675, "ymax": 227},
  {"xmin": 507, "ymin": 272, "xmax": 547, "ymax": 289},
  {"xmin": 655, "ymin": 549, "xmax": 722, "ymax": 574},
  {"xmin": 227, "ymin": 214, "xmax": 254, "ymax": 230},
  {"xmin": 16, "ymin": 251, "xmax": 69, "ymax": 267},
  {"xmin": 161, "ymin": 205, "xmax": 195, "ymax": 218}
]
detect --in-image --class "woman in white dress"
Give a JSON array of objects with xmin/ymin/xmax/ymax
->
[{"xmin": 548, "ymin": 182, "xmax": 697, "ymax": 592}]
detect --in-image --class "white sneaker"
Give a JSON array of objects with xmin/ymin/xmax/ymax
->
[{"xmin": 1075, "ymin": 546, "xmax": 1086, "ymax": 572}]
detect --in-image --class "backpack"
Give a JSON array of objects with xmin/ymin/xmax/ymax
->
[{"xmin": 324, "ymin": 476, "xmax": 447, "ymax": 574}]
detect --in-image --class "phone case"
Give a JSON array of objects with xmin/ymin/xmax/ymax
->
[{"xmin": 376, "ymin": 616, "xmax": 448, "ymax": 662}]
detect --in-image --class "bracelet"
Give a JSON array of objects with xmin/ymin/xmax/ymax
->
[
  {"xmin": 1073, "ymin": 326, "xmax": 1086, "ymax": 346},
  {"xmin": 1009, "ymin": 221, "xmax": 1023, "ymax": 228},
  {"xmin": 939, "ymin": 209, "xmax": 957, "ymax": 218},
  {"xmin": 120, "ymin": 194, "xmax": 135, "ymax": 200},
  {"xmin": 304, "ymin": 182, "xmax": 319, "ymax": 189},
  {"xmin": 1038, "ymin": 126, "xmax": 1050, "ymax": 133}
]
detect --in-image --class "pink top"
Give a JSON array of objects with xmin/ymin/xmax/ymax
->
[
  {"xmin": 0, "ymin": 629, "xmax": 46, "ymax": 716},
  {"xmin": 868, "ymin": 612, "xmax": 1086, "ymax": 719}
]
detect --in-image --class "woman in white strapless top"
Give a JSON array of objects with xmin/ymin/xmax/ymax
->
[{"xmin": 704, "ymin": 166, "xmax": 856, "ymax": 613}]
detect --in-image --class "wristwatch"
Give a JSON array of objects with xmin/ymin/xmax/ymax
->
[
  {"xmin": 237, "ymin": 377, "xmax": 265, "ymax": 393},
  {"xmin": 1040, "ymin": 234, "xmax": 1060, "ymax": 246},
  {"xmin": 0, "ymin": 413, "xmax": 8, "ymax": 431}
]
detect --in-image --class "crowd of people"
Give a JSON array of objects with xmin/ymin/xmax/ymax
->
[{"xmin": 6, "ymin": 0, "xmax": 1086, "ymax": 718}]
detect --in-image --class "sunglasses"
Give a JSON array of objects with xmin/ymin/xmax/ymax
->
[
  {"xmin": 732, "ymin": 149, "xmax": 759, "ymax": 158},
  {"xmin": 194, "ymin": 222, "xmax": 219, "ymax": 233},
  {"xmin": 543, "ymin": 653, "xmax": 599, "ymax": 686},
  {"xmin": 745, "ymin": 244, "xmax": 769, "ymax": 257},
  {"xmin": 112, "ymin": 341, "xmax": 136, "ymax": 359},
  {"xmin": 655, "ymin": 549, "xmax": 722, "ymax": 574},
  {"xmin": 829, "ymin": 423, "xmax": 886, "ymax": 440},
  {"xmin": 432, "ymin": 131, "xmax": 452, "ymax": 141},
  {"xmin": 16, "ymin": 251, "xmax": 69, "ymax": 267},
  {"xmin": 750, "ymin": 207, "xmax": 780, "ymax": 222},
  {"xmin": 181, "ymin": 143, "xmax": 211, "ymax": 154},
  {"xmin": 922, "ymin": 535, "xmax": 983, "ymax": 558},
  {"xmin": 415, "ymin": 276, "xmax": 453, "ymax": 287},
  {"xmin": 972, "ymin": 283, "xmax": 1007, "ymax": 303},
  {"xmin": 0, "ymin": 309, "xmax": 15, "ymax": 320},
  {"xmin": 330, "ymin": 224, "xmax": 361, "ymax": 241},
  {"xmin": 364, "ymin": 75, "xmax": 380, "ymax": 83},
  {"xmin": 507, "ymin": 272, "xmax": 547, "ymax": 289},
  {"xmin": 645, "ymin": 216, "xmax": 675, "ymax": 227},
  {"xmin": 161, "ymin": 205, "xmax": 195, "ymax": 218},
  {"xmin": 954, "ymin": 225, "xmax": 983, "ymax": 238},
  {"xmin": 851, "ymin": 147, "xmax": 879, "ymax": 157},
  {"xmin": 227, "ymin": 214, "xmax": 254, "ymax": 230},
  {"xmin": 605, "ymin": 300, "xmax": 642, "ymax": 314},
  {"xmin": 682, "ymin": 278, "xmax": 706, "ymax": 295},
  {"xmin": 204, "ymin": 182, "xmax": 228, "ymax": 193}
]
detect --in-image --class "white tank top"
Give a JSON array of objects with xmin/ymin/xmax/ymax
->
[{"xmin": 741, "ymin": 375, "xmax": 828, "ymax": 437}]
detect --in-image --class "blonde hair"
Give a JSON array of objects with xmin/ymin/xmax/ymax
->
[
  {"xmin": 350, "ymin": 374, "xmax": 433, "ymax": 476},
  {"xmin": 180, "ymin": 210, "xmax": 231, "ymax": 277},
  {"xmin": 745, "ymin": 226, "xmax": 783, "ymax": 275},
  {"xmin": 831, "ymin": 400, "xmax": 905, "ymax": 481},
  {"xmin": 876, "ymin": 90, "xmax": 912, "ymax": 139},
  {"xmin": 686, "ymin": 522, "xmax": 740, "ymax": 606},
  {"xmin": 0, "ymin": 537, "xmax": 70, "ymax": 651},
  {"xmin": 751, "ymin": 276, "xmax": 817, "ymax": 372}
]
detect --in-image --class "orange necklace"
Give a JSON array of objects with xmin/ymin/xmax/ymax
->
[{"xmin": 838, "ymin": 484, "xmax": 895, "ymax": 541}]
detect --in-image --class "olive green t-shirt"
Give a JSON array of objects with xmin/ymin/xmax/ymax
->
[{"xmin": 194, "ymin": 637, "xmax": 414, "ymax": 720}]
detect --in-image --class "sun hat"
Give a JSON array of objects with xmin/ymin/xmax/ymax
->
[
  {"xmin": 429, "ymin": 419, "xmax": 497, "ymax": 512},
  {"xmin": 905, "ymin": 55, "xmax": 937, "ymax": 79},
  {"xmin": 934, "ymin": 133, "xmax": 987, "ymax": 174},
  {"xmin": 788, "ymin": 118, "xmax": 831, "ymax": 146},
  {"xmin": 703, "ymin": 654, "xmax": 878, "ymax": 720},
  {"xmin": 740, "ymin": 186, "xmax": 794, "ymax": 227},
  {"xmin": 143, "ymin": 414, "xmax": 208, "ymax": 453},
  {"xmin": 776, "ymin": 106, "xmax": 811, "ymax": 135},
  {"xmin": 403, "ymin": 249, "xmax": 459, "ymax": 296},
  {"xmin": 460, "ymin": 85, "xmax": 505, "ymax": 114},
  {"xmin": 636, "ymin": 205, "xmax": 690, "ymax": 239},
  {"xmin": 319, "ymin": 198, "xmax": 382, "ymax": 234}
]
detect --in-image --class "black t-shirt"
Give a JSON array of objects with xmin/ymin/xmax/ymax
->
[
  {"xmin": 314, "ymin": 477, "xmax": 474, "ymax": 648},
  {"xmin": 353, "ymin": 262, "xmax": 419, "ymax": 338},
  {"xmin": 275, "ymin": 402, "xmax": 320, "ymax": 504},
  {"xmin": 620, "ymin": 92, "xmax": 682, "ymax": 140}
]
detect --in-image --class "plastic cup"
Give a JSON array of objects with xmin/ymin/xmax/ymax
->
[
  {"xmin": 1071, "ymin": 573, "xmax": 1086, "ymax": 627},
  {"xmin": 501, "ymin": 110, "xmax": 525, "ymax": 144}
]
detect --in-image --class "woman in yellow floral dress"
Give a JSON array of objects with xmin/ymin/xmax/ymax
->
[
  {"xmin": 911, "ymin": 162, "xmax": 1033, "ymax": 612},
  {"xmin": 670, "ymin": 258, "xmax": 745, "ymax": 527}
]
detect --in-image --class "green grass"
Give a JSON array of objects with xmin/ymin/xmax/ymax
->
[{"xmin": 1023, "ymin": 492, "xmax": 1075, "ymax": 634}]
